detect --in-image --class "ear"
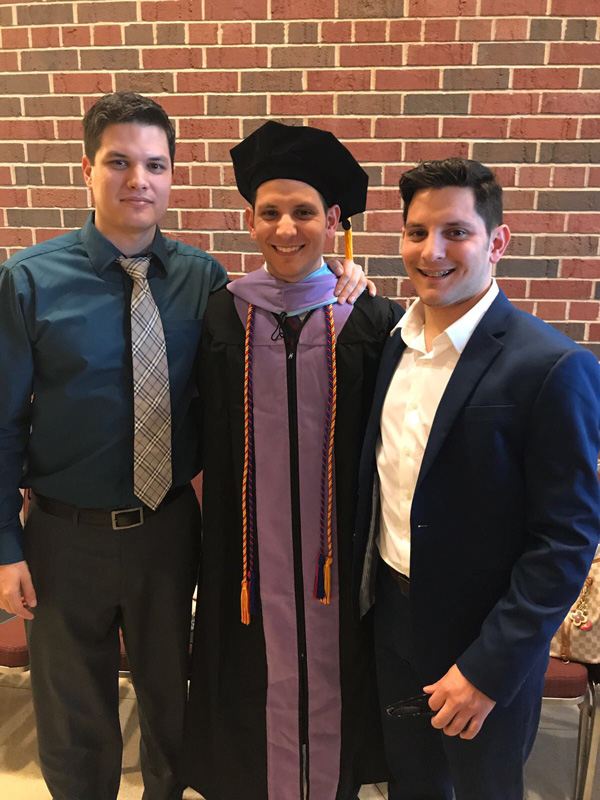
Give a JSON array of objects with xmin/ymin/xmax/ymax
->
[
  {"xmin": 82, "ymin": 156, "xmax": 93, "ymax": 189},
  {"xmin": 244, "ymin": 206, "xmax": 257, "ymax": 241},
  {"xmin": 489, "ymin": 223, "xmax": 511, "ymax": 264},
  {"xmin": 325, "ymin": 204, "xmax": 341, "ymax": 240}
]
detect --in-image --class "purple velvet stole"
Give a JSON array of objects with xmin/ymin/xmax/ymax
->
[{"xmin": 229, "ymin": 268, "xmax": 353, "ymax": 800}]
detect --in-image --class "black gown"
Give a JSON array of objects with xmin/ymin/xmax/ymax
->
[{"xmin": 181, "ymin": 286, "xmax": 401, "ymax": 800}]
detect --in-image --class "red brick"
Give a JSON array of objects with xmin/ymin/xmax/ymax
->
[
  {"xmin": 535, "ymin": 236, "xmax": 598, "ymax": 257},
  {"xmin": 582, "ymin": 119, "xmax": 600, "ymax": 140},
  {"xmin": 170, "ymin": 188, "xmax": 210, "ymax": 208},
  {"xmin": 512, "ymin": 300, "xmax": 535, "ymax": 314},
  {"xmin": 478, "ymin": 43, "xmax": 545, "ymax": 66},
  {"xmin": 78, "ymin": 2, "xmax": 137, "ymax": 23},
  {"xmin": 0, "ymin": 52, "xmax": 18, "ymax": 71},
  {"xmin": 494, "ymin": 18, "xmax": 528, "ymax": 40},
  {"xmin": 367, "ymin": 189, "xmax": 402, "ymax": 211},
  {"xmin": 31, "ymin": 189, "xmax": 87, "ymax": 208},
  {"xmin": 347, "ymin": 141, "xmax": 403, "ymax": 163},
  {"xmin": 481, "ymin": 0, "xmax": 546, "ymax": 12},
  {"xmin": 142, "ymin": 1, "xmax": 202, "ymax": 21},
  {"xmin": 408, "ymin": 44, "xmax": 473, "ymax": 66},
  {"xmin": 569, "ymin": 302, "xmax": 600, "ymax": 320},
  {"xmin": 496, "ymin": 279, "xmax": 528, "ymax": 298},
  {"xmin": 550, "ymin": 44, "xmax": 600, "ymax": 65},
  {"xmin": 53, "ymin": 73, "xmax": 112, "ymax": 94},
  {"xmin": 171, "ymin": 166, "xmax": 189, "ymax": 186},
  {"xmin": 352, "ymin": 234, "xmax": 400, "ymax": 256},
  {"xmin": 354, "ymin": 21, "xmax": 387, "ymax": 42},
  {"xmin": 513, "ymin": 68, "xmax": 580, "ymax": 90},
  {"xmin": 495, "ymin": 168, "xmax": 517, "ymax": 187},
  {"xmin": 179, "ymin": 118, "xmax": 239, "ymax": 139},
  {"xmin": 144, "ymin": 47, "xmax": 203, "ymax": 69},
  {"xmin": 307, "ymin": 70, "xmax": 371, "ymax": 92},
  {"xmin": 568, "ymin": 215, "xmax": 600, "ymax": 233},
  {"xmin": 0, "ymin": 167, "xmax": 11, "ymax": 184},
  {"xmin": 168, "ymin": 232, "xmax": 211, "ymax": 250},
  {"xmin": 188, "ymin": 23, "xmax": 219, "ymax": 44},
  {"xmin": 272, "ymin": 46, "xmax": 334, "ymax": 68},
  {"xmin": 211, "ymin": 188, "xmax": 245, "ymax": 209},
  {"xmin": 590, "ymin": 169, "xmax": 600, "ymax": 188},
  {"xmin": 61, "ymin": 26, "xmax": 92, "ymax": 47},
  {"xmin": 56, "ymin": 120, "xmax": 83, "ymax": 140},
  {"xmin": 0, "ymin": 120, "xmax": 55, "ymax": 140},
  {"xmin": 271, "ymin": 94, "xmax": 334, "ymax": 115},
  {"xmin": 154, "ymin": 95, "xmax": 204, "ymax": 117},
  {"xmin": 207, "ymin": 142, "xmax": 237, "ymax": 162},
  {"xmin": 222, "ymin": 23, "xmax": 252, "ymax": 44},
  {"xmin": 31, "ymin": 27, "xmax": 60, "ymax": 48},
  {"xmin": 409, "ymin": 0, "xmax": 477, "ymax": 14},
  {"xmin": 471, "ymin": 93, "xmax": 540, "ymax": 115},
  {"xmin": 561, "ymin": 260, "xmax": 600, "ymax": 279},
  {"xmin": 553, "ymin": 167, "xmax": 587, "ymax": 188},
  {"xmin": 389, "ymin": 20, "xmax": 422, "ymax": 42},
  {"xmin": 503, "ymin": 190, "xmax": 535, "ymax": 210},
  {"xmin": 518, "ymin": 167, "xmax": 551, "ymax": 188},
  {"xmin": 504, "ymin": 213, "xmax": 566, "ymax": 233},
  {"xmin": 207, "ymin": 46, "xmax": 267, "ymax": 69},
  {"xmin": 443, "ymin": 117, "xmax": 508, "ymax": 139},
  {"xmin": 181, "ymin": 211, "xmax": 242, "ymax": 230},
  {"xmin": 424, "ymin": 19, "xmax": 457, "ymax": 42},
  {"xmin": 366, "ymin": 212, "xmax": 403, "ymax": 232},
  {"xmin": 190, "ymin": 165, "xmax": 222, "ymax": 186},
  {"xmin": 321, "ymin": 21, "xmax": 351, "ymax": 42},
  {"xmin": 542, "ymin": 93, "xmax": 600, "ymax": 115},
  {"xmin": 2, "ymin": 28, "xmax": 29, "ymax": 49},
  {"xmin": 93, "ymin": 25, "xmax": 123, "ymax": 46},
  {"xmin": 458, "ymin": 19, "xmax": 493, "ymax": 41},
  {"xmin": 271, "ymin": 0, "xmax": 335, "ymax": 18},
  {"xmin": 510, "ymin": 117, "xmax": 578, "ymax": 140},
  {"xmin": 375, "ymin": 69, "xmax": 440, "ymax": 91},
  {"xmin": 205, "ymin": 0, "xmax": 267, "ymax": 19},
  {"xmin": 34, "ymin": 229, "xmax": 75, "ymax": 245},
  {"xmin": 376, "ymin": 118, "xmax": 439, "ymax": 139},
  {"xmin": 551, "ymin": 0, "xmax": 600, "ymax": 14},
  {"xmin": 530, "ymin": 279, "xmax": 592, "ymax": 299},
  {"xmin": 174, "ymin": 142, "xmax": 206, "ymax": 163},
  {"xmin": 0, "ymin": 228, "xmax": 34, "ymax": 247},
  {"xmin": 589, "ymin": 323, "xmax": 600, "ymax": 340},
  {"xmin": 306, "ymin": 117, "xmax": 371, "ymax": 138},
  {"xmin": 177, "ymin": 72, "xmax": 238, "ymax": 93},
  {"xmin": 207, "ymin": 95, "xmax": 266, "ymax": 116},
  {"xmin": 537, "ymin": 301, "xmax": 567, "ymax": 319},
  {"xmin": 405, "ymin": 141, "xmax": 470, "ymax": 162}
]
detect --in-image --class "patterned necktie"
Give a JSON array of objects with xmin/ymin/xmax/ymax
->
[{"xmin": 118, "ymin": 255, "xmax": 172, "ymax": 510}]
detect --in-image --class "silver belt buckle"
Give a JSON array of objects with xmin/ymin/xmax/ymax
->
[{"xmin": 111, "ymin": 507, "xmax": 144, "ymax": 530}]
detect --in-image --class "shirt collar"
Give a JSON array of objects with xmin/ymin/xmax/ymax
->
[
  {"xmin": 397, "ymin": 279, "xmax": 499, "ymax": 355},
  {"xmin": 81, "ymin": 213, "xmax": 170, "ymax": 277}
]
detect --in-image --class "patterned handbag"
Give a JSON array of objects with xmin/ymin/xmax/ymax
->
[{"xmin": 550, "ymin": 552, "xmax": 600, "ymax": 664}]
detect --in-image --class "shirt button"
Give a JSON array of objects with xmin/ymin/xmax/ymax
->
[{"xmin": 410, "ymin": 400, "xmax": 418, "ymax": 410}]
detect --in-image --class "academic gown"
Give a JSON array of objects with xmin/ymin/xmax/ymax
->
[{"xmin": 182, "ymin": 272, "xmax": 401, "ymax": 800}]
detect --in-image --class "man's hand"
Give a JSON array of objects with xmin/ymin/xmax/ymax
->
[
  {"xmin": 424, "ymin": 664, "xmax": 495, "ymax": 740},
  {"xmin": 0, "ymin": 561, "xmax": 36, "ymax": 620},
  {"xmin": 325, "ymin": 258, "xmax": 377, "ymax": 304}
]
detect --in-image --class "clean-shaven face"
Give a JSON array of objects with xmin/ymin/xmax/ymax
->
[
  {"xmin": 402, "ymin": 185, "xmax": 509, "ymax": 313},
  {"xmin": 245, "ymin": 179, "xmax": 340, "ymax": 283},
  {"xmin": 82, "ymin": 122, "xmax": 172, "ymax": 243}
]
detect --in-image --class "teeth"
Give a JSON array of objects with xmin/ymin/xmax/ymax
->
[
  {"xmin": 422, "ymin": 270, "xmax": 451, "ymax": 277},
  {"xmin": 274, "ymin": 246, "xmax": 302, "ymax": 253}
]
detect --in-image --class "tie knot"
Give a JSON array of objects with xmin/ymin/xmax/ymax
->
[{"xmin": 118, "ymin": 255, "xmax": 151, "ymax": 282}]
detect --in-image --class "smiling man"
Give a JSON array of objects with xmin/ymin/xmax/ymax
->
[
  {"xmin": 354, "ymin": 158, "xmax": 600, "ymax": 800},
  {"xmin": 0, "ymin": 93, "xmax": 369, "ymax": 800},
  {"xmin": 181, "ymin": 121, "xmax": 400, "ymax": 800}
]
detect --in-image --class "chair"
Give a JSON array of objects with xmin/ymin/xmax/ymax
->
[
  {"xmin": 0, "ymin": 615, "xmax": 30, "ymax": 672},
  {"xmin": 543, "ymin": 657, "xmax": 591, "ymax": 800}
]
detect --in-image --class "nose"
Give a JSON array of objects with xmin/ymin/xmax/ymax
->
[
  {"xmin": 126, "ymin": 164, "xmax": 149, "ymax": 191},
  {"xmin": 276, "ymin": 214, "xmax": 297, "ymax": 239},
  {"xmin": 420, "ymin": 231, "xmax": 445, "ymax": 262}
]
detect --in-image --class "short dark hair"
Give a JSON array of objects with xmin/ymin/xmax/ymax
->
[
  {"xmin": 82, "ymin": 92, "xmax": 176, "ymax": 168},
  {"xmin": 250, "ymin": 184, "xmax": 329, "ymax": 215},
  {"xmin": 399, "ymin": 158, "xmax": 502, "ymax": 235}
]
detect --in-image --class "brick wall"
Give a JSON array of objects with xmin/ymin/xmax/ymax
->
[{"xmin": 1, "ymin": 0, "xmax": 599, "ymax": 352}]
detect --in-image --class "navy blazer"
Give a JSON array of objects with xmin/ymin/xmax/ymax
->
[{"xmin": 354, "ymin": 290, "xmax": 600, "ymax": 706}]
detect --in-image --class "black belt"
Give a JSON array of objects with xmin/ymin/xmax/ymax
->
[
  {"xmin": 31, "ymin": 485, "xmax": 189, "ymax": 531},
  {"xmin": 386, "ymin": 563, "xmax": 410, "ymax": 598}
]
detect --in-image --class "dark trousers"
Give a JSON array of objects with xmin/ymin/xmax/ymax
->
[
  {"xmin": 373, "ymin": 562, "xmax": 545, "ymax": 800},
  {"xmin": 24, "ymin": 487, "xmax": 201, "ymax": 800}
]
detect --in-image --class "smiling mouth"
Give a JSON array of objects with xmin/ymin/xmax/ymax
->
[
  {"xmin": 121, "ymin": 198, "xmax": 152, "ymax": 205},
  {"xmin": 272, "ymin": 245, "xmax": 304, "ymax": 254},
  {"xmin": 418, "ymin": 268, "xmax": 454, "ymax": 278}
]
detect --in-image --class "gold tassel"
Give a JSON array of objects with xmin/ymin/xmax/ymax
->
[
  {"xmin": 320, "ymin": 556, "xmax": 333, "ymax": 605},
  {"xmin": 241, "ymin": 579, "xmax": 250, "ymax": 625},
  {"xmin": 344, "ymin": 222, "xmax": 353, "ymax": 262}
]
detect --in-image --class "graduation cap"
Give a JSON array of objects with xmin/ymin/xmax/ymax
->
[{"xmin": 230, "ymin": 120, "xmax": 368, "ymax": 261}]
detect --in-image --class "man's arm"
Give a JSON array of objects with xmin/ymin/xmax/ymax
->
[
  {"xmin": 0, "ymin": 264, "xmax": 37, "ymax": 619},
  {"xmin": 449, "ymin": 348, "xmax": 600, "ymax": 715},
  {"xmin": 325, "ymin": 258, "xmax": 376, "ymax": 304}
]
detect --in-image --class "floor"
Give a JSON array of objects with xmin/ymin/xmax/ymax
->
[{"xmin": 0, "ymin": 667, "xmax": 598, "ymax": 800}]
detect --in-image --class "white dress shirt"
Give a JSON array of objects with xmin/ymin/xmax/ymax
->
[{"xmin": 376, "ymin": 280, "xmax": 499, "ymax": 577}]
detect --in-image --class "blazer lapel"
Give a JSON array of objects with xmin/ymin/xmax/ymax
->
[{"xmin": 416, "ymin": 292, "xmax": 514, "ymax": 490}]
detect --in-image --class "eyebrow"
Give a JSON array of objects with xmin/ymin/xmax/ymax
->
[
  {"xmin": 103, "ymin": 150, "xmax": 168, "ymax": 162},
  {"xmin": 405, "ymin": 219, "xmax": 474, "ymax": 228}
]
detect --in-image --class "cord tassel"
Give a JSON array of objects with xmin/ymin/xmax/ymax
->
[
  {"xmin": 321, "ymin": 556, "xmax": 333, "ymax": 605},
  {"xmin": 241, "ymin": 578, "xmax": 250, "ymax": 626}
]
